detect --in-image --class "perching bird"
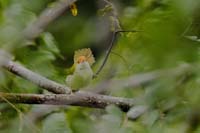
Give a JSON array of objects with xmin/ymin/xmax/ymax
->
[{"xmin": 65, "ymin": 48, "xmax": 95, "ymax": 90}]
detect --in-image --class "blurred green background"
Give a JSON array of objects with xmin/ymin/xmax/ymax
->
[{"xmin": 0, "ymin": 0, "xmax": 200, "ymax": 132}]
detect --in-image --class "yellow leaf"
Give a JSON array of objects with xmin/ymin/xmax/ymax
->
[{"xmin": 70, "ymin": 3, "xmax": 78, "ymax": 16}]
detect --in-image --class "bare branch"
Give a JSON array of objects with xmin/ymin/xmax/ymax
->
[
  {"xmin": 1, "ymin": 50, "xmax": 191, "ymax": 114},
  {"xmin": 109, "ymin": 63, "xmax": 192, "ymax": 90},
  {"xmin": 91, "ymin": 63, "xmax": 193, "ymax": 93},
  {"xmin": 2, "ymin": 50, "xmax": 193, "ymax": 95},
  {"xmin": 3, "ymin": 61, "xmax": 71, "ymax": 94},
  {"xmin": 1, "ymin": 58, "xmax": 134, "ymax": 111},
  {"xmin": 94, "ymin": 30, "xmax": 140, "ymax": 77},
  {"xmin": 23, "ymin": 0, "xmax": 77, "ymax": 40},
  {"xmin": 94, "ymin": 0, "xmax": 140, "ymax": 77},
  {"xmin": 0, "ymin": 92, "xmax": 135, "ymax": 112}
]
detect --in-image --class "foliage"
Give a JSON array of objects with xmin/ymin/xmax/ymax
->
[{"xmin": 0, "ymin": 0, "xmax": 200, "ymax": 132}]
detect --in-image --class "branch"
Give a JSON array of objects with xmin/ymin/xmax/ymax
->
[
  {"xmin": 23, "ymin": 0, "xmax": 77, "ymax": 40},
  {"xmin": 2, "ymin": 52, "xmax": 193, "ymax": 95},
  {"xmin": 0, "ymin": 92, "xmax": 134, "ymax": 112},
  {"xmin": 94, "ymin": 30, "xmax": 140, "ymax": 77},
  {"xmin": 3, "ymin": 61, "xmax": 71, "ymax": 94},
  {"xmin": 91, "ymin": 64, "xmax": 193, "ymax": 93},
  {"xmin": 1, "ymin": 57, "xmax": 134, "ymax": 111},
  {"xmin": 94, "ymin": 0, "xmax": 140, "ymax": 76},
  {"xmin": 109, "ymin": 63, "xmax": 192, "ymax": 89}
]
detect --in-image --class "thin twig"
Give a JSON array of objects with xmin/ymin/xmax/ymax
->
[
  {"xmin": 94, "ymin": 30, "xmax": 140, "ymax": 77},
  {"xmin": 94, "ymin": 32, "xmax": 117, "ymax": 77},
  {"xmin": 95, "ymin": 0, "xmax": 142, "ymax": 77}
]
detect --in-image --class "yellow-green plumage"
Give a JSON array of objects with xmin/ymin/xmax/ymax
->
[
  {"xmin": 66, "ymin": 64, "xmax": 75, "ymax": 75},
  {"xmin": 65, "ymin": 48, "xmax": 95, "ymax": 90},
  {"xmin": 65, "ymin": 62, "xmax": 93, "ymax": 90}
]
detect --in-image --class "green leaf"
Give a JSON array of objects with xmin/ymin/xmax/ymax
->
[
  {"xmin": 40, "ymin": 32, "xmax": 62, "ymax": 58},
  {"xmin": 42, "ymin": 112, "xmax": 72, "ymax": 133}
]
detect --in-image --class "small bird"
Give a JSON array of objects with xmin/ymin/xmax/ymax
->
[{"xmin": 65, "ymin": 48, "xmax": 95, "ymax": 90}]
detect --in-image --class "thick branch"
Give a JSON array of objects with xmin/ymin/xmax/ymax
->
[
  {"xmin": 3, "ymin": 61, "xmax": 71, "ymax": 94},
  {"xmin": 0, "ymin": 92, "xmax": 134, "ymax": 112},
  {"xmin": 23, "ymin": 0, "xmax": 77, "ymax": 40}
]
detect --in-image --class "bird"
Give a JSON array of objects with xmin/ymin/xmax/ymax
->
[{"xmin": 65, "ymin": 48, "xmax": 95, "ymax": 90}]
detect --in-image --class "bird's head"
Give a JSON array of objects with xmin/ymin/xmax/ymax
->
[
  {"xmin": 76, "ymin": 55, "xmax": 91, "ymax": 70},
  {"xmin": 77, "ymin": 56, "xmax": 87, "ymax": 64},
  {"xmin": 74, "ymin": 48, "xmax": 95, "ymax": 66}
]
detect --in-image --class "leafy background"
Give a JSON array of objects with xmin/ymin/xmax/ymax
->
[{"xmin": 0, "ymin": 0, "xmax": 200, "ymax": 132}]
